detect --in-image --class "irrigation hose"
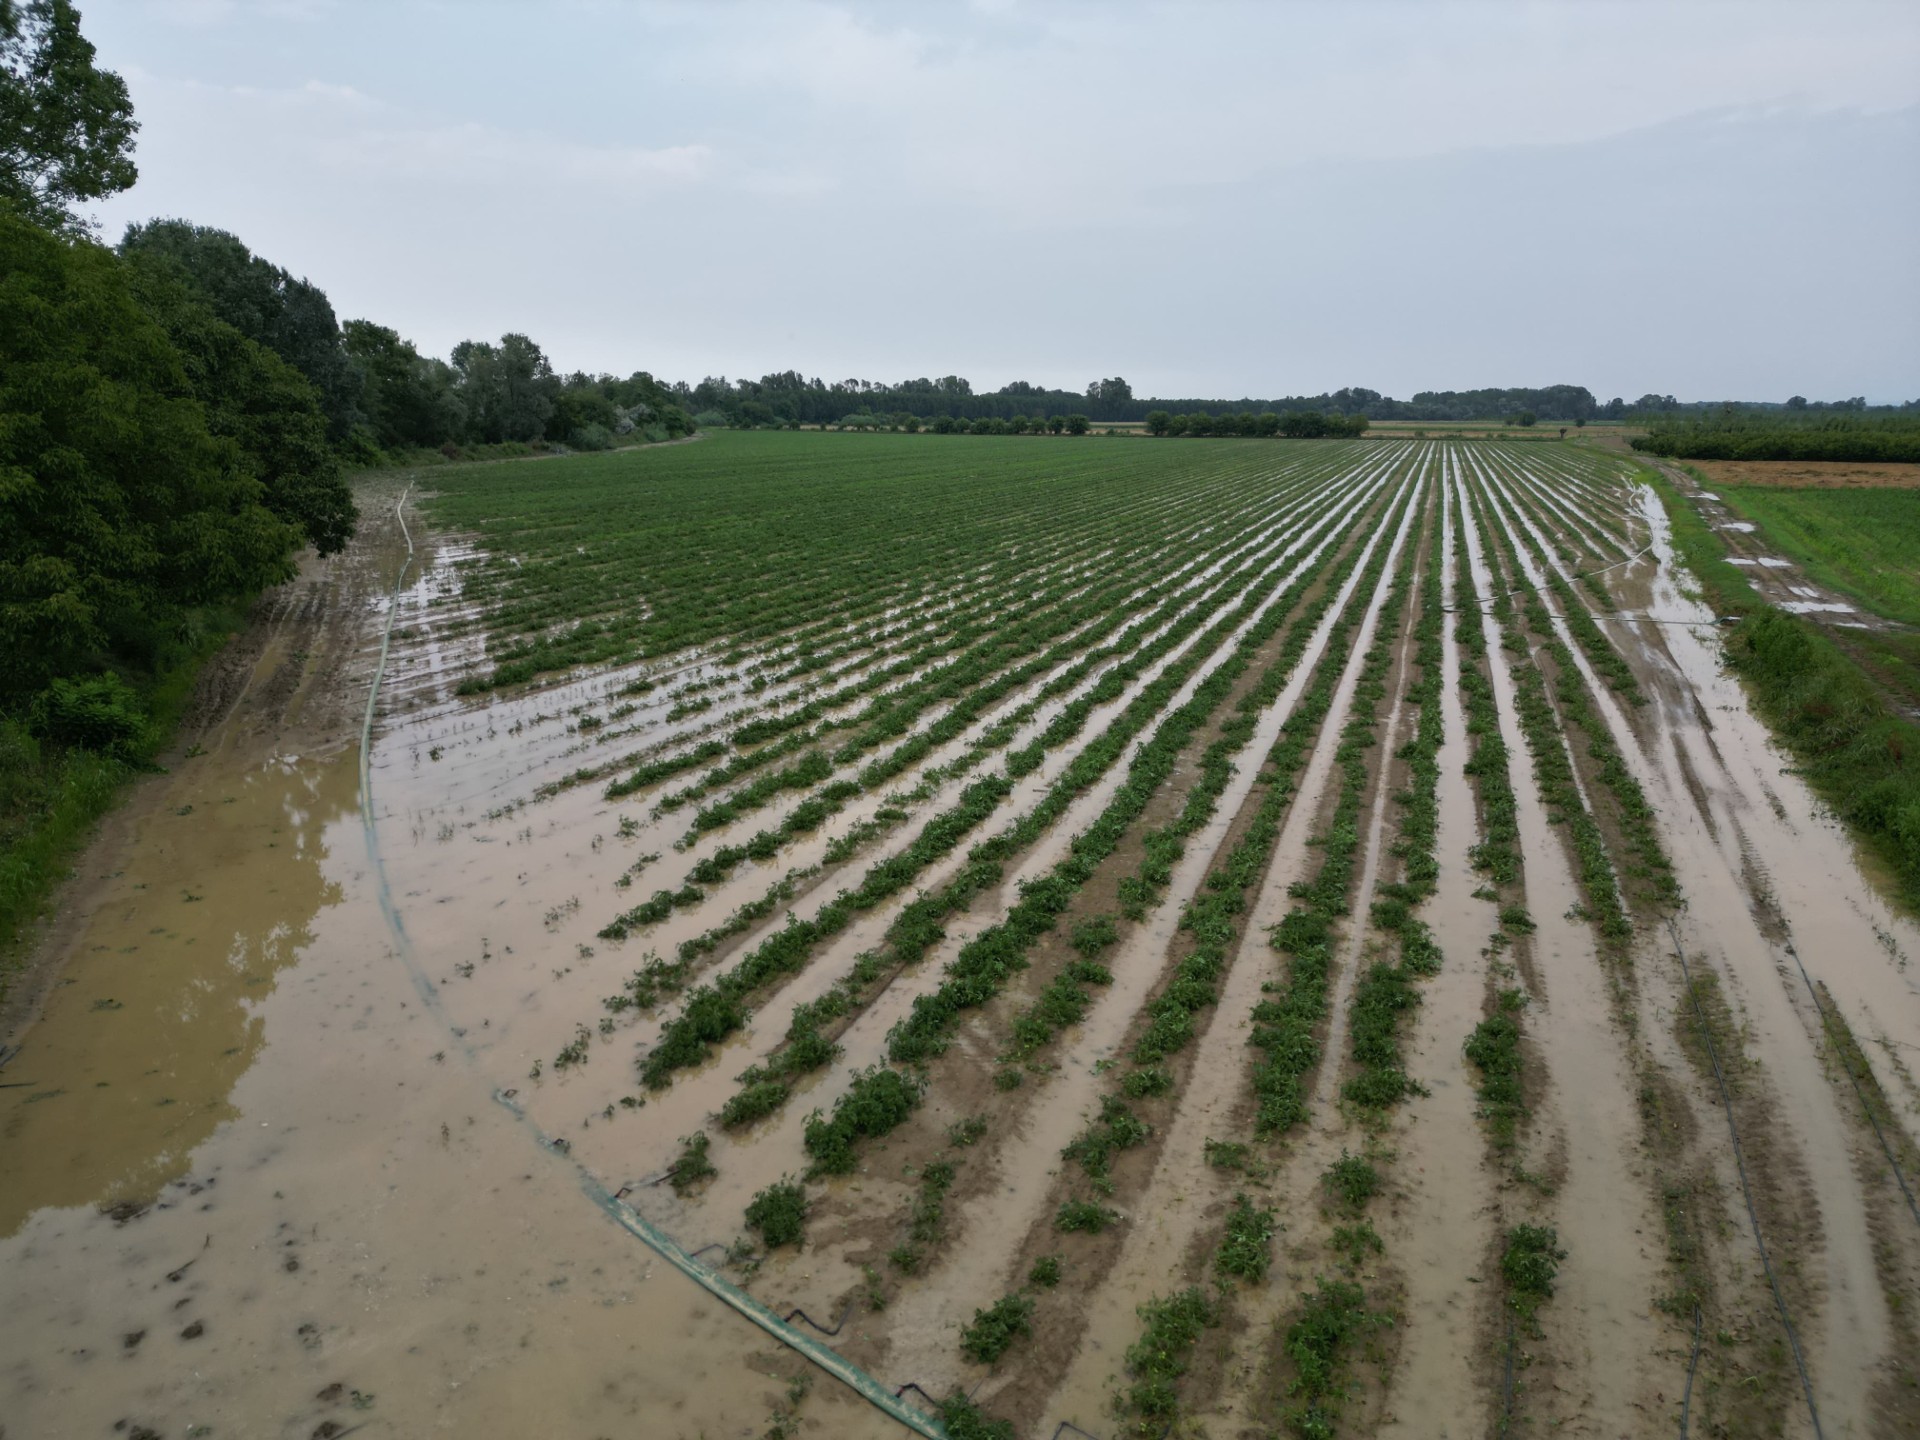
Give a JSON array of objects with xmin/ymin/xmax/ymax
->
[
  {"xmin": 1662, "ymin": 913, "xmax": 1824, "ymax": 1439},
  {"xmin": 1678, "ymin": 1306, "xmax": 1703, "ymax": 1437},
  {"xmin": 356, "ymin": 483, "xmax": 944, "ymax": 1440}
]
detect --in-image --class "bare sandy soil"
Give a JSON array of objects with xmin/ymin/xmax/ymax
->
[{"xmin": 4, "ymin": 444, "xmax": 1917, "ymax": 1440}]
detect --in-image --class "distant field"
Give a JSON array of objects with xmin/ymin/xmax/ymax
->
[
  {"xmin": 1716, "ymin": 484, "xmax": 1920, "ymax": 625},
  {"xmin": 1690, "ymin": 458, "xmax": 1920, "ymax": 490}
]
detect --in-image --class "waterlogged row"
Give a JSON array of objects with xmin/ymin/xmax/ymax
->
[{"xmin": 433, "ymin": 436, "xmax": 1778, "ymax": 1438}]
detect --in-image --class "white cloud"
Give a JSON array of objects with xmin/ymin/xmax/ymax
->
[{"xmin": 308, "ymin": 122, "xmax": 713, "ymax": 187}]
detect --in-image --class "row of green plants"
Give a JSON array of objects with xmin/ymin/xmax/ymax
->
[
  {"xmin": 695, "ymin": 465, "xmax": 1400, "ymax": 1124},
  {"xmin": 1098, "ymin": 481, "xmax": 1432, "ymax": 1433},
  {"xmin": 433, "ymin": 432, "xmax": 1342, "ymax": 686},
  {"xmin": 1471, "ymin": 461, "xmax": 1678, "ymax": 913},
  {"xmin": 1346, "ymin": 496, "xmax": 1450, "ymax": 1112},
  {"xmin": 878, "ymin": 469, "xmax": 1410, "ymax": 1072},
  {"xmin": 1252, "ymin": 481, "xmax": 1429, "ymax": 1136},
  {"xmin": 724, "ymin": 462, "xmax": 1419, "ymax": 1296},
  {"xmin": 1459, "ymin": 479, "xmax": 1633, "ymax": 941},
  {"xmin": 594, "ymin": 460, "xmax": 1363, "ymax": 945},
  {"xmin": 595, "ymin": 453, "xmax": 1282, "ymax": 794}
]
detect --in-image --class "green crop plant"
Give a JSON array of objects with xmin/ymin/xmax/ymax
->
[
  {"xmin": 1214, "ymin": 1194, "xmax": 1279, "ymax": 1283},
  {"xmin": 959, "ymin": 1293, "xmax": 1035, "ymax": 1365},
  {"xmin": 745, "ymin": 1178, "xmax": 808, "ymax": 1248},
  {"xmin": 1122, "ymin": 1288, "xmax": 1219, "ymax": 1425}
]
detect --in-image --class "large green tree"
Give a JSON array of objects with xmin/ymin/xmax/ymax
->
[
  {"xmin": 0, "ymin": 0, "xmax": 136, "ymax": 233},
  {"xmin": 118, "ymin": 219, "xmax": 363, "ymax": 441},
  {"xmin": 344, "ymin": 319, "xmax": 465, "ymax": 450},
  {"xmin": 451, "ymin": 333, "xmax": 556, "ymax": 443},
  {"xmin": 0, "ymin": 214, "xmax": 301, "ymax": 701},
  {"xmin": 125, "ymin": 257, "xmax": 357, "ymax": 554}
]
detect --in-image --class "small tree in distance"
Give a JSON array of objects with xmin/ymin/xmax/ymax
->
[{"xmin": 1066, "ymin": 414, "xmax": 1090, "ymax": 435}]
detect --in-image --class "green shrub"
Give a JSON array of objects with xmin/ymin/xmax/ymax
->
[
  {"xmin": 668, "ymin": 1132, "xmax": 715, "ymax": 1193},
  {"xmin": 938, "ymin": 1391, "xmax": 1015, "ymax": 1440},
  {"xmin": 1330, "ymin": 1220, "xmax": 1383, "ymax": 1271},
  {"xmin": 1123, "ymin": 1288, "xmax": 1218, "ymax": 1420},
  {"xmin": 1503, "ymin": 1224, "xmax": 1566, "ymax": 1304},
  {"xmin": 1215, "ymin": 1194, "xmax": 1277, "ymax": 1282},
  {"xmin": 1283, "ymin": 1278, "xmax": 1386, "ymax": 1436},
  {"xmin": 1028, "ymin": 1254, "xmax": 1062, "ymax": 1287},
  {"xmin": 959, "ymin": 1293, "xmax": 1034, "ymax": 1364},
  {"xmin": 27, "ymin": 675, "xmax": 147, "ymax": 753},
  {"xmin": 745, "ymin": 1178, "xmax": 808, "ymax": 1248},
  {"xmin": 801, "ymin": 1066, "xmax": 924, "ymax": 1174},
  {"xmin": 1323, "ymin": 1151, "xmax": 1379, "ymax": 1213},
  {"xmin": 1055, "ymin": 1199, "xmax": 1119, "ymax": 1233},
  {"xmin": 947, "ymin": 1114, "xmax": 989, "ymax": 1148},
  {"xmin": 1070, "ymin": 914, "xmax": 1119, "ymax": 955}
]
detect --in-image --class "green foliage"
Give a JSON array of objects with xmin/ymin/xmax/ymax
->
[
  {"xmin": 1122, "ymin": 1288, "xmax": 1219, "ymax": 1422},
  {"xmin": 1342, "ymin": 961, "xmax": 1425, "ymax": 1109},
  {"xmin": 1123, "ymin": 1066, "xmax": 1173, "ymax": 1098},
  {"xmin": 1464, "ymin": 990, "xmax": 1528, "ymax": 1148},
  {"xmin": 744, "ymin": 1178, "xmax": 808, "ymax": 1248},
  {"xmin": 801, "ymin": 1066, "xmax": 924, "ymax": 1175},
  {"xmin": 1632, "ymin": 412, "xmax": 1920, "ymax": 464},
  {"xmin": 959, "ymin": 1293, "xmax": 1034, "ymax": 1365},
  {"xmin": 947, "ymin": 1114, "xmax": 989, "ymax": 1148},
  {"xmin": 1055, "ymin": 1198, "xmax": 1119, "ymax": 1233},
  {"xmin": 890, "ymin": 1159, "xmax": 958, "ymax": 1272},
  {"xmin": 1283, "ymin": 1278, "xmax": 1388, "ymax": 1437},
  {"xmin": 1723, "ymin": 606, "xmax": 1920, "ymax": 907},
  {"xmin": 1215, "ymin": 1194, "xmax": 1278, "ymax": 1283},
  {"xmin": 1323, "ymin": 1151, "xmax": 1380, "ymax": 1213},
  {"xmin": 1028, "ymin": 1254, "xmax": 1062, "ymax": 1287},
  {"xmin": 1329, "ymin": 1220, "xmax": 1383, "ymax": 1271},
  {"xmin": 25, "ymin": 673, "xmax": 143, "ymax": 753},
  {"xmin": 0, "ymin": 0, "xmax": 137, "ymax": 233},
  {"xmin": 1503, "ymin": 1223, "xmax": 1567, "ymax": 1334},
  {"xmin": 1070, "ymin": 913, "xmax": 1119, "ymax": 955},
  {"xmin": 122, "ymin": 252, "xmax": 355, "ymax": 553},
  {"xmin": 668, "ymin": 1132, "xmax": 715, "ymax": 1194},
  {"xmin": 1063, "ymin": 1093, "xmax": 1150, "ymax": 1182},
  {"xmin": 1, "ymin": 213, "xmax": 303, "ymax": 703},
  {"xmin": 120, "ymin": 219, "xmax": 362, "ymax": 442},
  {"xmin": 937, "ymin": 1391, "xmax": 1015, "ymax": 1440},
  {"xmin": 1204, "ymin": 1138, "xmax": 1250, "ymax": 1170}
]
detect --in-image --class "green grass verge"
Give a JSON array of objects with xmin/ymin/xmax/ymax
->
[
  {"xmin": 1642, "ymin": 467, "xmax": 1920, "ymax": 911},
  {"xmin": 1716, "ymin": 484, "xmax": 1920, "ymax": 626}
]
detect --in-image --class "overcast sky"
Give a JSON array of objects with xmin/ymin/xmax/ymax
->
[{"xmin": 81, "ymin": 0, "xmax": 1920, "ymax": 403}]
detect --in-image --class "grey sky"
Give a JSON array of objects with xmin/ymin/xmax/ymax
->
[{"xmin": 82, "ymin": 0, "xmax": 1920, "ymax": 403}]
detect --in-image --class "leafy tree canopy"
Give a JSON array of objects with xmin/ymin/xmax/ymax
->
[
  {"xmin": 0, "ymin": 0, "xmax": 136, "ymax": 233},
  {"xmin": 0, "ymin": 213, "xmax": 300, "ymax": 701},
  {"xmin": 119, "ymin": 218, "xmax": 363, "ymax": 441}
]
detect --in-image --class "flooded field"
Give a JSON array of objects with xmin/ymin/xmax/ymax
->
[{"xmin": 3, "ymin": 433, "xmax": 1916, "ymax": 1439}]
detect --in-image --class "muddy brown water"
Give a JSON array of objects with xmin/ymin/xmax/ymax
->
[{"xmin": 0, "ymin": 490, "xmax": 908, "ymax": 1440}]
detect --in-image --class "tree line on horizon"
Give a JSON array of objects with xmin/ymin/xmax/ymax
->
[
  {"xmin": 1631, "ymin": 408, "xmax": 1920, "ymax": 464},
  {"xmin": 676, "ymin": 376, "xmax": 1917, "ymax": 433}
]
